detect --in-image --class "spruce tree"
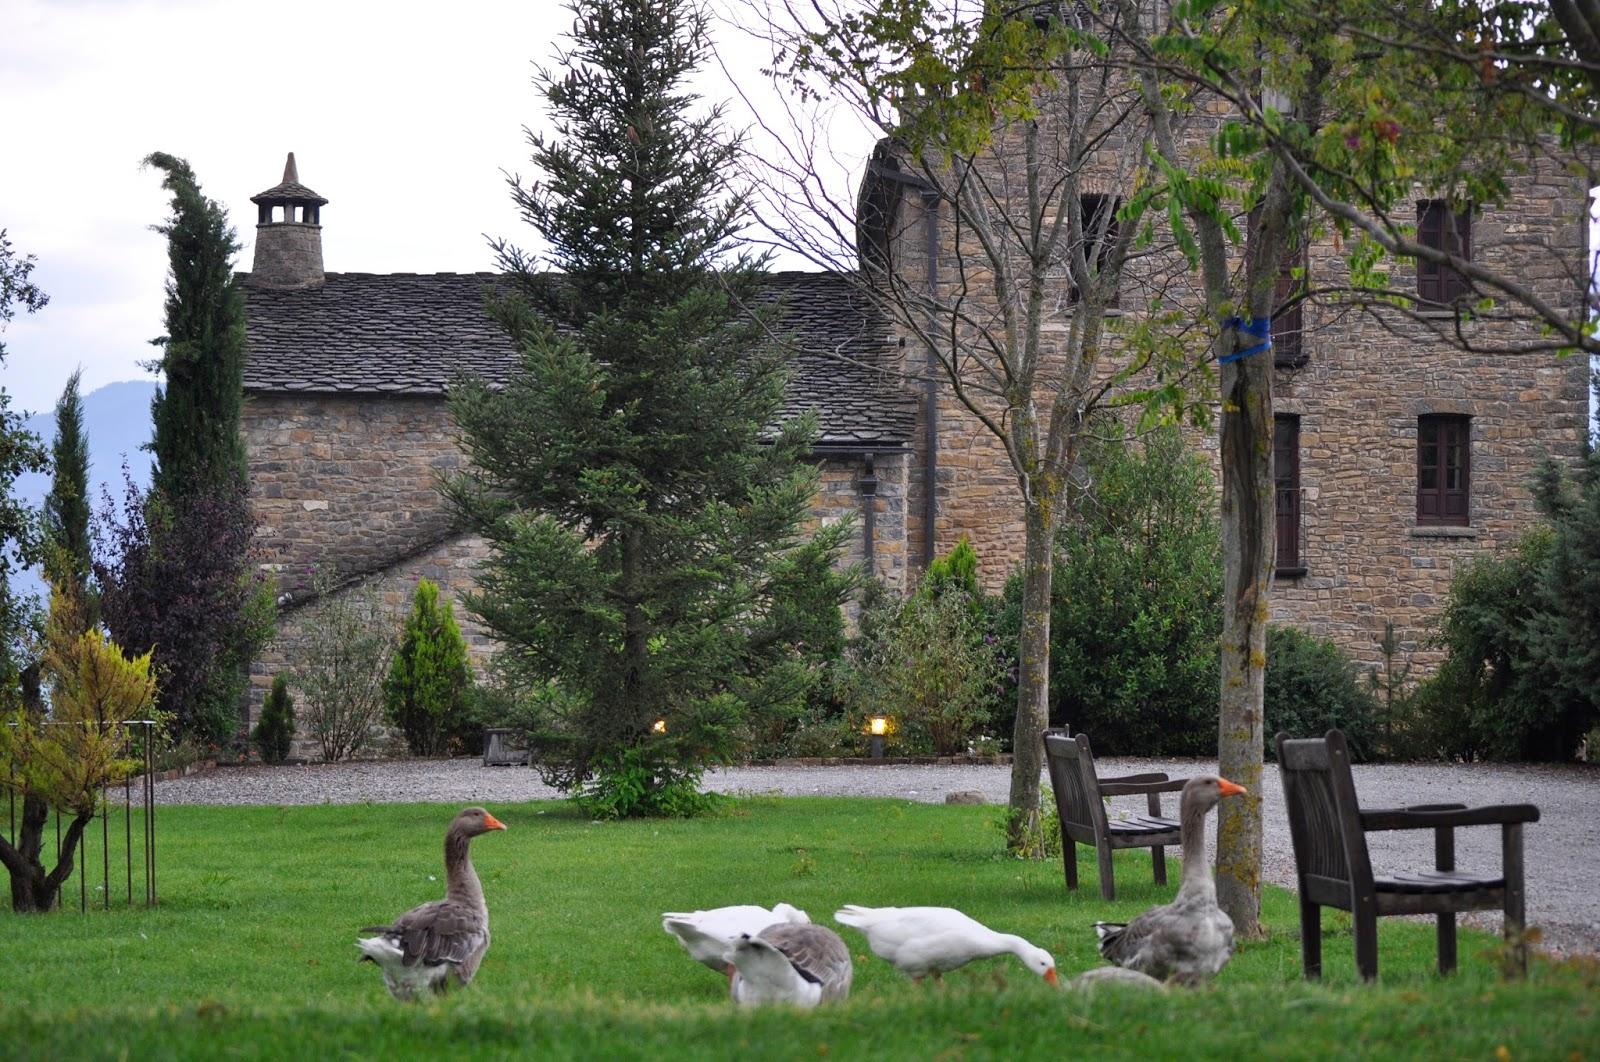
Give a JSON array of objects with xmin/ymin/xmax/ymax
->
[
  {"xmin": 143, "ymin": 152, "xmax": 248, "ymax": 497},
  {"xmin": 447, "ymin": 0, "xmax": 831, "ymax": 813},
  {"xmin": 43, "ymin": 369, "xmax": 92, "ymax": 609}
]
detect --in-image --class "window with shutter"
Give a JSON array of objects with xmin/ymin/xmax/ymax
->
[
  {"xmin": 1072, "ymin": 194, "xmax": 1120, "ymax": 307},
  {"xmin": 1273, "ymin": 242, "xmax": 1307, "ymax": 366},
  {"xmin": 1274, "ymin": 415, "xmax": 1303, "ymax": 573},
  {"xmin": 1417, "ymin": 201, "xmax": 1471, "ymax": 305},
  {"xmin": 1417, "ymin": 414, "xmax": 1470, "ymax": 526}
]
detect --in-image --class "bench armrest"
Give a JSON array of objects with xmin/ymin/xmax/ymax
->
[
  {"xmin": 1098, "ymin": 772, "xmax": 1170, "ymax": 786},
  {"xmin": 1360, "ymin": 804, "xmax": 1540, "ymax": 831},
  {"xmin": 1099, "ymin": 778, "xmax": 1189, "ymax": 797}
]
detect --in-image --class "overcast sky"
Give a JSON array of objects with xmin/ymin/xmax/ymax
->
[{"xmin": 0, "ymin": 0, "xmax": 863, "ymax": 414}]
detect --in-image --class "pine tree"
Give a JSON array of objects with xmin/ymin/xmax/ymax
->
[
  {"xmin": 1524, "ymin": 447, "xmax": 1600, "ymax": 757},
  {"xmin": 43, "ymin": 369, "xmax": 92, "ymax": 610},
  {"xmin": 143, "ymin": 152, "xmax": 248, "ymax": 498},
  {"xmin": 384, "ymin": 579, "xmax": 472, "ymax": 757},
  {"xmin": 446, "ymin": 0, "xmax": 834, "ymax": 813}
]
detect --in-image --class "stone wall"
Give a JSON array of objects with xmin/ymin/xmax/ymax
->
[
  {"xmin": 242, "ymin": 392, "xmax": 912, "ymax": 749},
  {"xmin": 874, "ymin": 123, "xmax": 1591, "ymax": 670}
]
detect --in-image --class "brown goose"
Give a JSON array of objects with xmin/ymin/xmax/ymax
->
[
  {"xmin": 1092, "ymin": 776, "xmax": 1246, "ymax": 985},
  {"xmin": 727, "ymin": 923, "xmax": 853, "ymax": 1008},
  {"xmin": 357, "ymin": 806, "xmax": 507, "ymax": 1000}
]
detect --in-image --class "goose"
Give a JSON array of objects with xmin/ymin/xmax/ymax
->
[
  {"xmin": 662, "ymin": 903, "xmax": 811, "ymax": 979},
  {"xmin": 727, "ymin": 923, "xmax": 853, "ymax": 1008},
  {"xmin": 356, "ymin": 806, "xmax": 507, "ymax": 1000},
  {"xmin": 1092, "ymin": 775, "xmax": 1246, "ymax": 985},
  {"xmin": 1066, "ymin": 965, "xmax": 1168, "ymax": 993},
  {"xmin": 833, "ymin": 905, "xmax": 1058, "ymax": 984}
]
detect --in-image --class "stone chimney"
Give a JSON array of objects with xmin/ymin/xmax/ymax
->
[{"xmin": 247, "ymin": 152, "xmax": 327, "ymax": 289}]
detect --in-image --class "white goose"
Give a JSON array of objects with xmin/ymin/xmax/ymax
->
[
  {"xmin": 662, "ymin": 903, "xmax": 811, "ymax": 978},
  {"xmin": 727, "ymin": 923, "xmax": 853, "ymax": 1008},
  {"xmin": 834, "ymin": 905, "xmax": 1058, "ymax": 984}
]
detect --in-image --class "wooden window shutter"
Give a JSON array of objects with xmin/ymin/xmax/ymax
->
[{"xmin": 1417, "ymin": 414, "xmax": 1470, "ymax": 526}]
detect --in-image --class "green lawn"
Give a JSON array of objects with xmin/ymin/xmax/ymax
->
[{"xmin": 2, "ymin": 798, "xmax": 1596, "ymax": 1060}]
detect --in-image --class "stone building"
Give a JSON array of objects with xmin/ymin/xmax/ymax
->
[{"xmin": 240, "ymin": 135, "xmax": 1590, "ymax": 738}]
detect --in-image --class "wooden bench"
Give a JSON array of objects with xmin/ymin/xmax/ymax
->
[
  {"xmin": 1042, "ymin": 730, "xmax": 1189, "ymax": 901},
  {"xmin": 1275, "ymin": 728, "xmax": 1540, "ymax": 980},
  {"xmin": 482, "ymin": 728, "xmax": 530, "ymax": 767}
]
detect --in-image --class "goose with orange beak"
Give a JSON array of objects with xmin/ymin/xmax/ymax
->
[
  {"xmin": 357, "ymin": 806, "xmax": 507, "ymax": 1000},
  {"xmin": 834, "ymin": 905, "xmax": 1059, "ymax": 986},
  {"xmin": 1092, "ymin": 776, "xmax": 1247, "ymax": 985}
]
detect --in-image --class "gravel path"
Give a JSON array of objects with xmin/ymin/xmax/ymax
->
[{"xmin": 157, "ymin": 756, "xmax": 1600, "ymax": 956}]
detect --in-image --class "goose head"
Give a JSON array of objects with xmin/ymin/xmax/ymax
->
[
  {"xmin": 453, "ymin": 806, "xmax": 509, "ymax": 837},
  {"xmin": 1020, "ymin": 943, "xmax": 1059, "ymax": 985},
  {"xmin": 1181, "ymin": 776, "xmax": 1247, "ymax": 814}
]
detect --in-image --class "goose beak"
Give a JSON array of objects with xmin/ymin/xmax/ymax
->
[
  {"xmin": 1218, "ymin": 779, "xmax": 1248, "ymax": 797},
  {"xmin": 483, "ymin": 812, "xmax": 508, "ymax": 831},
  {"xmin": 1044, "ymin": 967, "xmax": 1059, "ymax": 986}
]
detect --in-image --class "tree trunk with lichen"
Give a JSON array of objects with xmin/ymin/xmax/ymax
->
[
  {"xmin": 1007, "ymin": 493, "xmax": 1057, "ymax": 854},
  {"xmin": 1215, "ymin": 342, "xmax": 1274, "ymax": 937}
]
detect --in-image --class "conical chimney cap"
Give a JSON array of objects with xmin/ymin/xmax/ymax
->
[{"xmin": 251, "ymin": 151, "xmax": 327, "ymax": 206}]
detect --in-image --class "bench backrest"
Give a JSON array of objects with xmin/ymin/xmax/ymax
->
[
  {"xmin": 1042, "ymin": 730, "xmax": 1110, "ymax": 840},
  {"xmin": 1274, "ymin": 729, "xmax": 1374, "ymax": 896}
]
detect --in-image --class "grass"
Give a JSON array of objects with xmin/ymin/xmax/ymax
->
[{"xmin": 2, "ymin": 797, "xmax": 1596, "ymax": 1060}]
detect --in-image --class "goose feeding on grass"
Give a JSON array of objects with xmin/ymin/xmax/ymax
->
[
  {"xmin": 662, "ymin": 903, "xmax": 811, "ymax": 978},
  {"xmin": 833, "ymin": 905, "xmax": 1058, "ymax": 984},
  {"xmin": 727, "ymin": 923, "xmax": 853, "ymax": 1008},
  {"xmin": 356, "ymin": 806, "xmax": 506, "ymax": 1001},
  {"xmin": 1092, "ymin": 775, "xmax": 1245, "ymax": 985}
]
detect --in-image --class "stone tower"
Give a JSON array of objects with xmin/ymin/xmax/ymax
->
[{"xmin": 248, "ymin": 152, "xmax": 327, "ymax": 289}]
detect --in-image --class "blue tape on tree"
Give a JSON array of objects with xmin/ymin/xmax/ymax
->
[{"xmin": 1219, "ymin": 316, "xmax": 1273, "ymax": 364}]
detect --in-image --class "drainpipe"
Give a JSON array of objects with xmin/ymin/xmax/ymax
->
[
  {"xmin": 858, "ymin": 452, "xmax": 878, "ymax": 575},
  {"xmin": 866, "ymin": 156, "xmax": 942, "ymax": 572},
  {"xmin": 920, "ymin": 189, "xmax": 940, "ymax": 571}
]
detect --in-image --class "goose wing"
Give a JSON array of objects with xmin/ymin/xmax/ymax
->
[
  {"xmin": 363, "ymin": 898, "xmax": 487, "ymax": 969},
  {"xmin": 758, "ymin": 924, "xmax": 854, "ymax": 1001}
]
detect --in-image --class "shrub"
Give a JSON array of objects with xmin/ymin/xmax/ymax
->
[
  {"xmin": 1406, "ymin": 528, "xmax": 1591, "ymax": 761},
  {"xmin": 1264, "ymin": 625, "xmax": 1380, "ymax": 760},
  {"xmin": 855, "ymin": 585, "xmax": 1005, "ymax": 757},
  {"xmin": 573, "ymin": 745, "xmax": 724, "ymax": 820},
  {"xmin": 999, "ymin": 424, "xmax": 1222, "ymax": 755},
  {"xmin": 95, "ymin": 474, "xmax": 274, "ymax": 745},
  {"xmin": 252, "ymin": 674, "xmax": 295, "ymax": 764},
  {"xmin": 289, "ymin": 569, "xmax": 394, "ymax": 762},
  {"xmin": 384, "ymin": 579, "xmax": 474, "ymax": 757}
]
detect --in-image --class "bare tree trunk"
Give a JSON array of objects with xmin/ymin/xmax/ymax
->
[
  {"xmin": 1007, "ymin": 500, "xmax": 1055, "ymax": 854},
  {"xmin": 1216, "ymin": 349, "xmax": 1273, "ymax": 937}
]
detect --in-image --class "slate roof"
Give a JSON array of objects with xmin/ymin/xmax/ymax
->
[{"xmin": 241, "ymin": 270, "xmax": 916, "ymax": 448}]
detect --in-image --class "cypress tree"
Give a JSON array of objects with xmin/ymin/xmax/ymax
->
[
  {"xmin": 384, "ymin": 579, "xmax": 473, "ymax": 757},
  {"xmin": 93, "ymin": 155, "xmax": 270, "ymax": 744},
  {"xmin": 252, "ymin": 674, "xmax": 296, "ymax": 764},
  {"xmin": 143, "ymin": 152, "xmax": 248, "ymax": 497},
  {"xmin": 446, "ymin": 0, "xmax": 834, "ymax": 813},
  {"xmin": 43, "ymin": 369, "xmax": 92, "ymax": 607}
]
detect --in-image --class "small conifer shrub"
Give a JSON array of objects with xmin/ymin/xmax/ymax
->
[
  {"xmin": 384, "ymin": 579, "xmax": 473, "ymax": 757},
  {"xmin": 253, "ymin": 674, "xmax": 295, "ymax": 764}
]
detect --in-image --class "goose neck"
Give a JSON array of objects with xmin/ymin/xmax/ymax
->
[
  {"xmin": 444, "ymin": 830, "xmax": 485, "ymax": 909},
  {"xmin": 1176, "ymin": 797, "xmax": 1216, "ymax": 901}
]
